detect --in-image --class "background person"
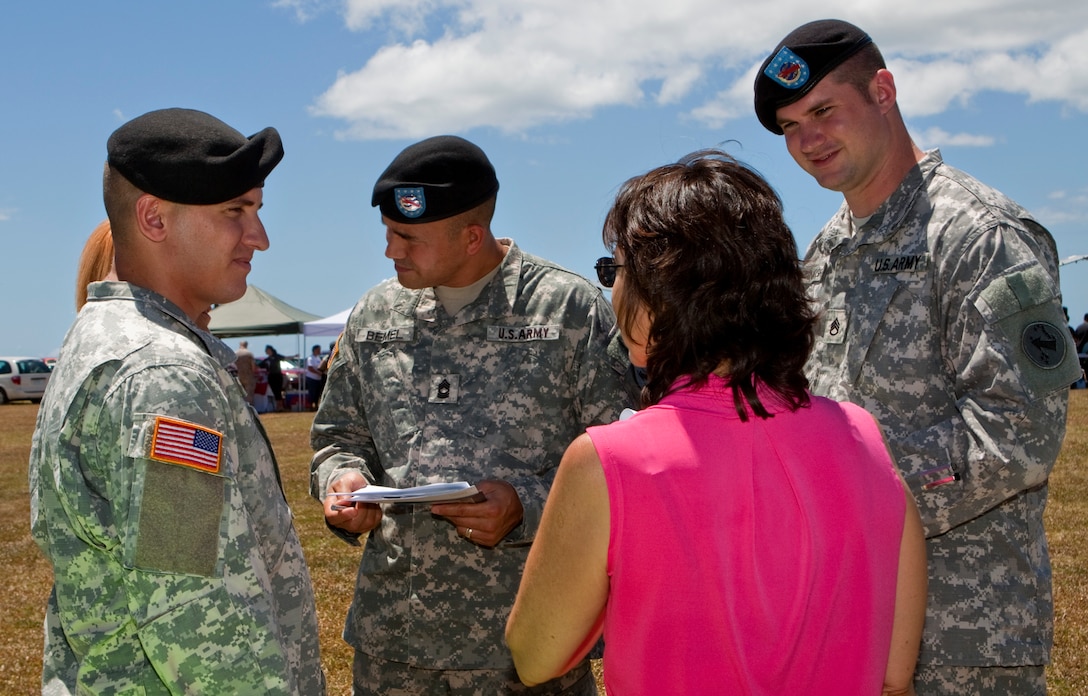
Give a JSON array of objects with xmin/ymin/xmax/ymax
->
[
  {"xmin": 1074, "ymin": 313, "xmax": 1088, "ymax": 354},
  {"xmin": 304, "ymin": 343, "xmax": 325, "ymax": 410},
  {"xmin": 506, "ymin": 151, "xmax": 926, "ymax": 695},
  {"xmin": 754, "ymin": 19, "xmax": 1081, "ymax": 694},
  {"xmin": 310, "ymin": 135, "xmax": 632, "ymax": 695},
  {"xmin": 29, "ymin": 107, "xmax": 324, "ymax": 694},
  {"xmin": 235, "ymin": 340, "xmax": 258, "ymax": 405},
  {"xmin": 263, "ymin": 344, "xmax": 286, "ymax": 410}
]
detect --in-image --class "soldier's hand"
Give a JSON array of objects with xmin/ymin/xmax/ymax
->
[
  {"xmin": 431, "ymin": 479, "xmax": 524, "ymax": 548},
  {"xmin": 324, "ymin": 470, "xmax": 383, "ymax": 535}
]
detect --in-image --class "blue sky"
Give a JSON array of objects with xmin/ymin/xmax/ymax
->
[{"xmin": 4, "ymin": 0, "xmax": 1088, "ymax": 358}]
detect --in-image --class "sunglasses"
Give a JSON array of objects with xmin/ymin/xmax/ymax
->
[{"xmin": 595, "ymin": 257, "xmax": 624, "ymax": 288}]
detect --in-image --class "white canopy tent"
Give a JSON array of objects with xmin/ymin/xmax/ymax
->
[{"xmin": 304, "ymin": 308, "xmax": 352, "ymax": 338}]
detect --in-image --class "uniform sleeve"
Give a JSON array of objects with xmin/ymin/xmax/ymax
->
[
  {"xmin": 575, "ymin": 293, "xmax": 636, "ymax": 426},
  {"xmin": 894, "ymin": 221, "xmax": 1078, "ymax": 537},
  {"xmin": 309, "ymin": 334, "xmax": 382, "ymax": 544},
  {"xmin": 65, "ymin": 365, "xmax": 299, "ymax": 694},
  {"xmin": 505, "ymin": 292, "xmax": 633, "ymax": 543}
]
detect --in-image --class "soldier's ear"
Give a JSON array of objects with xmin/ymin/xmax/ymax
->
[
  {"xmin": 463, "ymin": 223, "xmax": 487, "ymax": 255},
  {"xmin": 872, "ymin": 69, "xmax": 897, "ymax": 113},
  {"xmin": 135, "ymin": 195, "xmax": 168, "ymax": 242}
]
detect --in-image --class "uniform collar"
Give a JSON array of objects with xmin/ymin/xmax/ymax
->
[
  {"xmin": 87, "ymin": 280, "xmax": 236, "ymax": 366},
  {"xmin": 392, "ymin": 238, "xmax": 524, "ymax": 323},
  {"xmin": 816, "ymin": 149, "xmax": 943, "ymax": 255}
]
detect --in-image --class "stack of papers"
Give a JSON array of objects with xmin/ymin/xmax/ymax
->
[{"xmin": 328, "ymin": 481, "xmax": 484, "ymax": 504}]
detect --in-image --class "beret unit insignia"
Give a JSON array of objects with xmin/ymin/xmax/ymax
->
[
  {"xmin": 764, "ymin": 46, "xmax": 810, "ymax": 89},
  {"xmin": 394, "ymin": 187, "xmax": 426, "ymax": 218}
]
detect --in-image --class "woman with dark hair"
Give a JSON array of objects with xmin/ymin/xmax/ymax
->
[
  {"xmin": 507, "ymin": 151, "xmax": 926, "ymax": 695},
  {"xmin": 262, "ymin": 344, "xmax": 285, "ymax": 411}
]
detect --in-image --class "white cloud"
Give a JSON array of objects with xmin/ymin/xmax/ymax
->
[
  {"xmin": 343, "ymin": 0, "xmax": 447, "ymax": 34},
  {"xmin": 313, "ymin": 0, "xmax": 1088, "ymax": 139},
  {"xmin": 1036, "ymin": 207, "xmax": 1088, "ymax": 226},
  {"xmin": 272, "ymin": 0, "xmax": 331, "ymax": 23},
  {"xmin": 888, "ymin": 26, "xmax": 1088, "ymax": 118},
  {"xmin": 687, "ymin": 63, "xmax": 760, "ymax": 130},
  {"xmin": 911, "ymin": 127, "xmax": 997, "ymax": 150},
  {"xmin": 0, "ymin": 208, "xmax": 16, "ymax": 222},
  {"xmin": 1037, "ymin": 186, "xmax": 1088, "ymax": 226}
]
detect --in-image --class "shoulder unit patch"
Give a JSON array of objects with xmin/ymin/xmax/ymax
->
[{"xmin": 1021, "ymin": 321, "xmax": 1066, "ymax": 370}]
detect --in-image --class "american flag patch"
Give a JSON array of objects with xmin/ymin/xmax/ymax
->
[{"xmin": 150, "ymin": 416, "xmax": 223, "ymax": 473}]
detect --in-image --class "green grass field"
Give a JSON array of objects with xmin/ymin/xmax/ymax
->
[{"xmin": 3, "ymin": 395, "xmax": 1086, "ymax": 694}]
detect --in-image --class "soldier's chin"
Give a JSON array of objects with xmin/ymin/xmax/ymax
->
[
  {"xmin": 216, "ymin": 282, "xmax": 249, "ymax": 306},
  {"xmin": 395, "ymin": 270, "xmax": 425, "ymax": 290}
]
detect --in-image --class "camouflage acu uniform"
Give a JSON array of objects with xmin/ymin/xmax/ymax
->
[
  {"xmin": 804, "ymin": 150, "xmax": 1079, "ymax": 669},
  {"xmin": 30, "ymin": 282, "xmax": 325, "ymax": 695},
  {"xmin": 310, "ymin": 241, "xmax": 630, "ymax": 681}
]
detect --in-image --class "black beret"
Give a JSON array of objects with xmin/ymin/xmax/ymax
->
[
  {"xmin": 372, "ymin": 135, "xmax": 499, "ymax": 225},
  {"xmin": 754, "ymin": 19, "xmax": 873, "ymax": 134},
  {"xmin": 107, "ymin": 108, "xmax": 283, "ymax": 205}
]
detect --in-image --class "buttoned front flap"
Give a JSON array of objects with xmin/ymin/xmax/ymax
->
[
  {"xmin": 355, "ymin": 324, "xmax": 421, "ymax": 446},
  {"xmin": 808, "ymin": 251, "xmax": 937, "ymax": 400},
  {"xmin": 434, "ymin": 322, "xmax": 566, "ymax": 443}
]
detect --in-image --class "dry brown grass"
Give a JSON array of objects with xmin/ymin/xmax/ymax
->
[
  {"xmin": 3, "ymin": 394, "xmax": 1088, "ymax": 694},
  {"xmin": 1045, "ymin": 391, "xmax": 1088, "ymax": 695},
  {"xmin": 0, "ymin": 406, "xmax": 361, "ymax": 695}
]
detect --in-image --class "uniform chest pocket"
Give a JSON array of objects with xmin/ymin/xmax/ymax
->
[
  {"xmin": 447, "ymin": 335, "xmax": 569, "ymax": 443},
  {"xmin": 810, "ymin": 271, "xmax": 937, "ymax": 394},
  {"xmin": 857, "ymin": 278, "xmax": 943, "ymax": 385},
  {"xmin": 364, "ymin": 346, "xmax": 419, "ymax": 441}
]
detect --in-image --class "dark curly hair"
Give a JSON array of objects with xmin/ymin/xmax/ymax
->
[{"xmin": 603, "ymin": 150, "xmax": 816, "ymax": 419}]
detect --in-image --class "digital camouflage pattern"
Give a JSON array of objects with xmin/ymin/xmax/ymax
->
[
  {"xmin": 351, "ymin": 650, "xmax": 596, "ymax": 695},
  {"xmin": 804, "ymin": 150, "xmax": 1080, "ymax": 667},
  {"xmin": 914, "ymin": 664, "xmax": 1046, "ymax": 695},
  {"xmin": 310, "ymin": 240, "xmax": 632, "ymax": 675},
  {"xmin": 30, "ymin": 282, "xmax": 325, "ymax": 695}
]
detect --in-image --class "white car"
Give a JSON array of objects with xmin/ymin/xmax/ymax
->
[{"xmin": 0, "ymin": 356, "xmax": 52, "ymax": 404}]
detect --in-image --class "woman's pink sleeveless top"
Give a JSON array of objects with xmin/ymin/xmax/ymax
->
[{"xmin": 587, "ymin": 377, "xmax": 906, "ymax": 695}]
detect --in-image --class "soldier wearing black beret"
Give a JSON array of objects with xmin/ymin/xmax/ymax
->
[
  {"xmin": 755, "ymin": 19, "xmax": 1076, "ymax": 696},
  {"xmin": 753, "ymin": 19, "xmax": 873, "ymax": 135},
  {"xmin": 32, "ymin": 109, "xmax": 327, "ymax": 695},
  {"xmin": 311, "ymin": 133, "xmax": 633, "ymax": 694},
  {"xmin": 364, "ymin": 134, "xmax": 506, "ymax": 292},
  {"xmin": 107, "ymin": 107, "xmax": 283, "ymax": 206},
  {"xmin": 371, "ymin": 134, "xmax": 499, "ymax": 225},
  {"xmin": 102, "ymin": 107, "xmax": 283, "ymax": 322}
]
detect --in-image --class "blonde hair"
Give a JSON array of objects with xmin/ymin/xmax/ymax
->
[{"xmin": 75, "ymin": 219, "xmax": 115, "ymax": 310}]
